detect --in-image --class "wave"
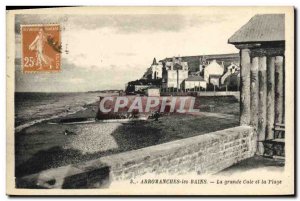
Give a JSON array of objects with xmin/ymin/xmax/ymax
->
[
  {"xmin": 15, "ymin": 105, "xmax": 88, "ymax": 133},
  {"xmin": 14, "ymin": 92, "xmax": 111, "ymax": 133}
]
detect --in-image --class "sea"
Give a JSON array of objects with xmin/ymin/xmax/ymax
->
[
  {"xmin": 15, "ymin": 92, "xmax": 110, "ymax": 132},
  {"xmin": 14, "ymin": 92, "xmax": 240, "ymax": 133}
]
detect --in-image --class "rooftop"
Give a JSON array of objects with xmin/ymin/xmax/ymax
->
[
  {"xmin": 228, "ymin": 14, "xmax": 285, "ymax": 44},
  {"xmin": 185, "ymin": 76, "xmax": 205, "ymax": 81},
  {"xmin": 160, "ymin": 53, "xmax": 240, "ymax": 72},
  {"xmin": 210, "ymin": 74, "xmax": 222, "ymax": 78}
]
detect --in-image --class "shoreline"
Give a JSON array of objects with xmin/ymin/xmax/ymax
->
[{"xmin": 15, "ymin": 101, "xmax": 99, "ymax": 133}]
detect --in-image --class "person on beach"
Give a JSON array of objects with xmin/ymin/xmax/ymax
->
[{"xmin": 64, "ymin": 129, "xmax": 76, "ymax": 136}]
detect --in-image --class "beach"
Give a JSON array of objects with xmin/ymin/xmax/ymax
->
[{"xmin": 15, "ymin": 94, "xmax": 240, "ymax": 178}]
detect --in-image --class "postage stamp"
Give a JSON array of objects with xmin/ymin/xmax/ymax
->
[{"xmin": 21, "ymin": 24, "xmax": 61, "ymax": 73}]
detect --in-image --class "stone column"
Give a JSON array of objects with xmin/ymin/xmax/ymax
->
[
  {"xmin": 275, "ymin": 56, "xmax": 284, "ymax": 124},
  {"xmin": 257, "ymin": 56, "xmax": 267, "ymax": 155},
  {"xmin": 266, "ymin": 56, "xmax": 275, "ymax": 139},
  {"xmin": 240, "ymin": 49, "xmax": 251, "ymax": 126},
  {"xmin": 250, "ymin": 56, "xmax": 259, "ymax": 128}
]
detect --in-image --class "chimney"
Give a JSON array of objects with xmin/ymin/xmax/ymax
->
[{"xmin": 172, "ymin": 56, "xmax": 176, "ymax": 63}]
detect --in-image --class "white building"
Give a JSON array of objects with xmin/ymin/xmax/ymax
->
[
  {"xmin": 151, "ymin": 63, "xmax": 163, "ymax": 79},
  {"xmin": 162, "ymin": 57, "xmax": 189, "ymax": 90},
  {"xmin": 164, "ymin": 57, "xmax": 189, "ymax": 71},
  {"xmin": 209, "ymin": 75, "xmax": 222, "ymax": 87},
  {"xmin": 166, "ymin": 68, "xmax": 189, "ymax": 89},
  {"xmin": 146, "ymin": 88, "xmax": 160, "ymax": 97},
  {"xmin": 203, "ymin": 60, "xmax": 224, "ymax": 83},
  {"xmin": 150, "ymin": 58, "xmax": 163, "ymax": 79},
  {"xmin": 183, "ymin": 76, "xmax": 207, "ymax": 90},
  {"xmin": 143, "ymin": 58, "xmax": 163, "ymax": 80}
]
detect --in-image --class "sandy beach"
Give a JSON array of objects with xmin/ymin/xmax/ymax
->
[{"xmin": 15, "ymin": 96, "xmax": 239, "ymax": 178}]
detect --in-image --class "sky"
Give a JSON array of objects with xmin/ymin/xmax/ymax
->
[{"xmin": 15, "ymin": 12, "xmax": 255, "ymax": 92}]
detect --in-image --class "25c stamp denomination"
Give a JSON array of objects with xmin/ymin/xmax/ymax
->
[{"xmin": 21, "ymin": 24, "xmax": 61, "ymax": 73}]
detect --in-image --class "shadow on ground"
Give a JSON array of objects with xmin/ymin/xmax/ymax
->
[
  {"xmin": 16, "ymin": 114, "xmax": 240, "ymax": 178},
  {"xmin": 219, "ymin": 155, "xmax": 285, "ymax": 176}
]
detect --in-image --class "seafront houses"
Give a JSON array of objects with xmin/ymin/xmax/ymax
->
[
  {"xmin": 161, "ymin": 57, "xmax": 189, "ymax": 91},
  {"xmin": 126, "ymin": 53, "xmax": 241, "ymax": 94},
  {"xmin": 183, "ymin": 76, "xmax": 207, "ymax": 90},
  {"xmin": 163, "ymin": 53, "xmax": 240, "ymax": 73}
]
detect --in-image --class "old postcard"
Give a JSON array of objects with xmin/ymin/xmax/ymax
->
[{"xmin": 6, "ymin": 6, "xmax": 294, "ymax": 195}]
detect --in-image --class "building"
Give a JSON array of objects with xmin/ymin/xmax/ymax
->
[
  {"xmin": 138, "ymin": 54, "xmax": 240, "ymax": 92},
  {"xmin": 143, "ymin": 58, "xmax": 163, "ymax": 80},
  {"xmin": 134, "ymin": 85, "xmax": 150, "ymax": 92},
  {"xmin": 228, "ymin": 14, "xmax": 285, "ymax": 156},
  {"xmin": 160, "ymin": 53, "xmax": 240, "ymax": 75},
  {"xmin": 146, "ymin": 88, "xmax": 160, "ymax": 97},
  {"xmin": 203, "ymin": 60, "xmax": 224, "ymax": 83},
  {"xmin": 209, "ymin": 74, "xmax": 222, "ymax": 87},
  {"xmin": 126, "ymin": 78, "xmax": 162, "ymax": 94},
  {"xmin": 162, "ymin": 57, "xmax": 189, "ymax": 90},
  {"xmin": 164, "ymin": 57, "xmax": 189, "ymax": 71},
  {"xmin": 183, "ymin": 76, "xmax": 206, "ymax": 90},
  {"xmin": 220, "ymin": 63, "xmax": 240, "ymax": 84}
]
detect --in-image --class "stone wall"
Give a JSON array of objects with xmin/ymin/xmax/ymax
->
[
  {"xmin": 197, "ymin": 91, "xmax": 240, "ymax": 98},
  {"xmin": 160, "ymin": 91, "xmax": 240, "ymax": 100},
  {"xmin": 17, "ymin": 126, "xmax": 255, "ymax": 189}
]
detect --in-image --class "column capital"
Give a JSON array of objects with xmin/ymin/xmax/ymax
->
[{"xmin": 235, "ymin": 43, "xmax": 261, "ymax": 50}]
